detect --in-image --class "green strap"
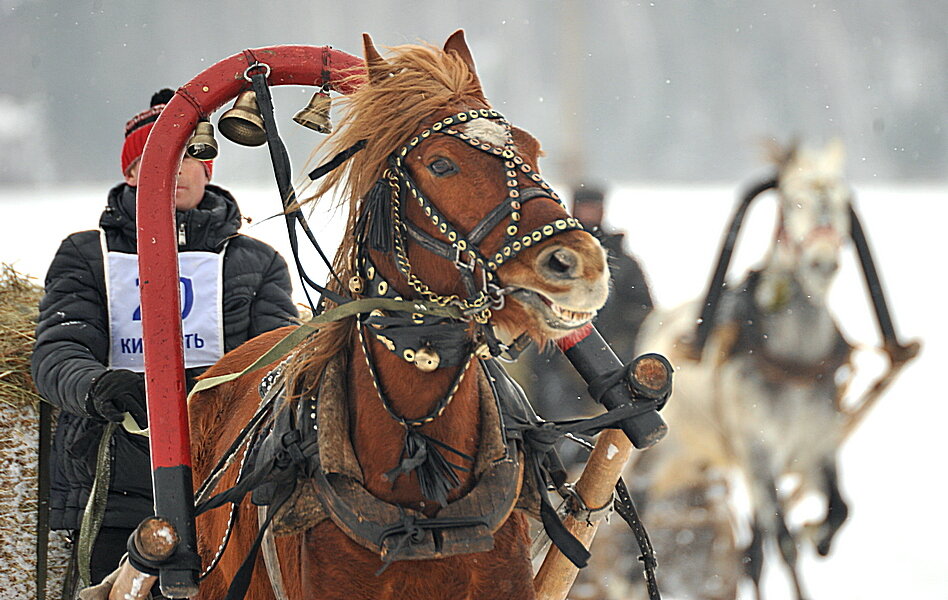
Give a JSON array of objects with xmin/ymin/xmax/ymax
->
[
  {"xmin": 118, "ymin": 296, "xmax": 464, "ymax": 440},
  {"xmin": 77, "ymin": 421, "xmax": 116, "ymax": 589},
  {"xmin": 188, "ymin": 297, "xmax": 463, "ymax": 399}
]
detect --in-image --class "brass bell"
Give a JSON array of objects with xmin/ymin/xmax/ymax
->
[
  {"xmin": 293, "ymin": 89, "xmax": 332, "ymax": 134},
  {"xmin": 218, "ymin": 90, "xmax": 266, "ymax": 146},
  {"xmin": 185, "ymin": 121, "xmax": 219, "ymax": 160},
  {"xmin": 348, "ymin": 275, "xmax": 364, "ymax": 294},
  {"xmin": 413, "ymin": 347, "xmax": 441, "ymax": 372}
]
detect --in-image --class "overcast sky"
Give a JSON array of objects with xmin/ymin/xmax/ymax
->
[{"xmin": 1, "ymin": 1, "xmax": 946, "ymax": 187}]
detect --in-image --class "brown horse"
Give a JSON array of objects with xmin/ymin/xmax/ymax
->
[{"xmin": 189, "ymin": 32, "xmax": 609, "ymax": 600}]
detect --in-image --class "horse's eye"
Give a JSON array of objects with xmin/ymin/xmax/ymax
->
[{"xmin": 427, "ymin": 157, "xmax": 458, "ymax": 177}]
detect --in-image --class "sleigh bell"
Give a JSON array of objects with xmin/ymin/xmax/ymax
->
[
  {"xmin": 185, "ymin": 121, "xmax": 219, "ymax": 161},
  {"xmin": 218, "ymin": 90, "xmax": 267, "ymax": 146},
  {"xmin": 293, "ymin": 88, "xmax": 333, "ymax": 134}
]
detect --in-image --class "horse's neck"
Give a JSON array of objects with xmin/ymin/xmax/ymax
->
[
  {"xmin": 347, "ymin": 332, "xmax": 481, "ymax": 511},
  {"xmin": 752, "ymin": 245, "xmax": 839, "ymax": 364}
]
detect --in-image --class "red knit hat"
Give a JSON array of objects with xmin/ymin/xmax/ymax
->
[{"xmin": 121, "ymin": 89, "xmax": 213, "ymax": 179}]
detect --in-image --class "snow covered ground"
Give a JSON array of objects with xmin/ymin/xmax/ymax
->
[{"xmin": 1, "ymin": 181, "xmax": 944, "ymax": 599}]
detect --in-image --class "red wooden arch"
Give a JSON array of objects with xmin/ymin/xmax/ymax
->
[{"xmin": 135, "ymin": 45, "xmax": 362, "ymax": 596}]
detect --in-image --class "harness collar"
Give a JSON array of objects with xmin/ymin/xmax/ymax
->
[{"xmin": 266, "ymin": 354, "xmax": 524, "ymax": 565}]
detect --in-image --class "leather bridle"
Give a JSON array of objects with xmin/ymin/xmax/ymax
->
[{"xmin": 355, "ymin": 108, "xmax": 585, "ymax": 325}]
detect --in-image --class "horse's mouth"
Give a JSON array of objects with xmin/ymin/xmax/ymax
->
[{"xmin": 508, "ymin": 287, "xmax": 597, "ymax": 330}]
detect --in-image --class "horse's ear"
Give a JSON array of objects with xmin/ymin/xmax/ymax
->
[
  {"xmin": 363, "ymin": 33, "xmax": 388, "ymax": 83},
  {"xmin": 444, "ymin": 29, "xmax": 483, "ymax": 89},
  {"xmin": 764, "ymin": 137, "xmax": 798, "ymax": 169}
]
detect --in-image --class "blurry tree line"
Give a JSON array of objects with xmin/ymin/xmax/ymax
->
[{"xmin": 1, "ymin": 0, "xmax": 945, "ymax": 186}]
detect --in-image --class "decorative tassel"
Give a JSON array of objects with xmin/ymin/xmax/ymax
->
[
  {"xmin": 384, "ymin": 429, "xmax": 461, "ymax": 507},
  {"xmin": 361, "ymin": 177, "xmax": 394, "ymax": 252}
]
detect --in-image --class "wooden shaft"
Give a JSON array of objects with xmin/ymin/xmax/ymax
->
[
  {"xmin": 107, "ymin": 517, "xmax": 178, "ymax": 600},
  {"xmin": 109, "ymin": 565, "xmax": 157, "ymax": 600},
  {"xmin": 534, "ymin": 429, "xmax": 634, "ymax": 600}
]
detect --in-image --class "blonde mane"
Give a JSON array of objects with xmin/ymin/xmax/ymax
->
[{"xmin": 286, "ymin": 41, "xmax": 486, "ymax": 389}]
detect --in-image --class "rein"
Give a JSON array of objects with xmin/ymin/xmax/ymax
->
[{"xmin": 247, "ymin": 67, "xmax": 347, "ymax": 310}]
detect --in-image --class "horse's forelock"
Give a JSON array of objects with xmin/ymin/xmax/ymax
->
[
  {"xmin": 462, "ymin": 119, "xmax": 514, "ymax": 151},
  {"xmin": 307, "ymin": 42, "xmax": 485, "ymax": 209}
]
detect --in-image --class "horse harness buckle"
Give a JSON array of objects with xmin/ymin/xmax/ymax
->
[{"xmin": 559, "ymin": 482, "xmax": 614, "ymax": 525}]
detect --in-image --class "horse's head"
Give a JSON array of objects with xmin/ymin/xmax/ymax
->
[
  {"xmin": 321, "ymin": 31, "xmax": 609, "ymax": 349},
  {"xmin": 770, "ymin": 140, "xmax": 852, "ymax": 300}
]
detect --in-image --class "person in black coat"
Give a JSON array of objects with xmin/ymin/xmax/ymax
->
[{"xmin": 31, "ymin": 89, "xmax": 298, "ymax": 588}]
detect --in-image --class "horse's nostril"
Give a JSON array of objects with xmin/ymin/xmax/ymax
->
[{"xmin": 546, "ymin": 248, "xmax": 578, "ymax": 277}]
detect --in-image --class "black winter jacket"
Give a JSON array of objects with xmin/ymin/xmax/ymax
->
[{"xmin": 32, "ymin": 183, "xmax": 298, "ymax": 530}]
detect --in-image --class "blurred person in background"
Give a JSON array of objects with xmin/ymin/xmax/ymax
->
[
  {"xmin": 31, "ymin": 89, "xmax": 298, "ymax": 592},
  {"xmin": 516, "ymin": 184, "xmax": 654, "ymax": 459},
  {"xmin": 570, "ymin": 184, "xmax": 653, "ymax": 362}
]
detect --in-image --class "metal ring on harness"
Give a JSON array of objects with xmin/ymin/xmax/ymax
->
[
  {"xmin": 558, "ymin": 482, "xmax": 614, "ymax": 525},
  {"xmin": 243, "ymin": 62, "xmax": 272, "ymax": 81}
]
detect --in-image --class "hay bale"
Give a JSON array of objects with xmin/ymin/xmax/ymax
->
[
  {"xmin": 0, "ymin": 264, "xmax": 43, "ymax": 409},
  {"xmin": 0, "ymin": 265, "xmax": 71, "ymax": 600}
]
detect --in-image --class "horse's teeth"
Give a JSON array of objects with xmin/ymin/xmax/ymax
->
[{"xmin": 550, "ymin": 302, "xmax": 589, "ymax": 323}]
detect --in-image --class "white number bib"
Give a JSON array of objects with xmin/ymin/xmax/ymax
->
[{"xmin": 104, "ymin": 233, "xmax": 225, "ymax": 372}]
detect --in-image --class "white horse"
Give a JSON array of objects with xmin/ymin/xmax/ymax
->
[{"xmin": 598, "ymin": 141, "xmax": 919, "ymax": 600}]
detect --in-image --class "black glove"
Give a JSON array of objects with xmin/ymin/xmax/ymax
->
[{"xmin": 87, "ymin": 369, "xmax": 148, "ymax": 428}]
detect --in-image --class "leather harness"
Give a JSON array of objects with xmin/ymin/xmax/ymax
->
[
  {"xmin": 187, "ymin": 108, "xmax": 622, "ymax": 596},
  {"xmin": 719, "ymin": 269, "xmax": 853, "ymax": 382},
  {"xmin": 260, "ymin": 353, "xmax": 528, "ymax": 563}
]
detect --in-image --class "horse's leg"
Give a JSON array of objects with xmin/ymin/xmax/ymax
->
[
  {"xmin": 743, "ymin": 448, "xmax": 808, "ymax": 600},
  {"xmin": 742, "ymin": 518, "xmax": 765, "ymax": 600},
  {"xmin": 743, "ymin": 496, "xmax": 808, "ymax": 600},
  {"xmin": 740, "ymin": 442, "xmax": 775, "ymax": 600},
  {"xmin": 814, "ymin": 459, "xmax": 849, "ymax": 556},
  {"xmin": 758, "ymin": 475, "xmax": 807, "ymax": 600},
  {"xmin": 772, "ymin": 502, "xmax": 806, "ymax": 600}
]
